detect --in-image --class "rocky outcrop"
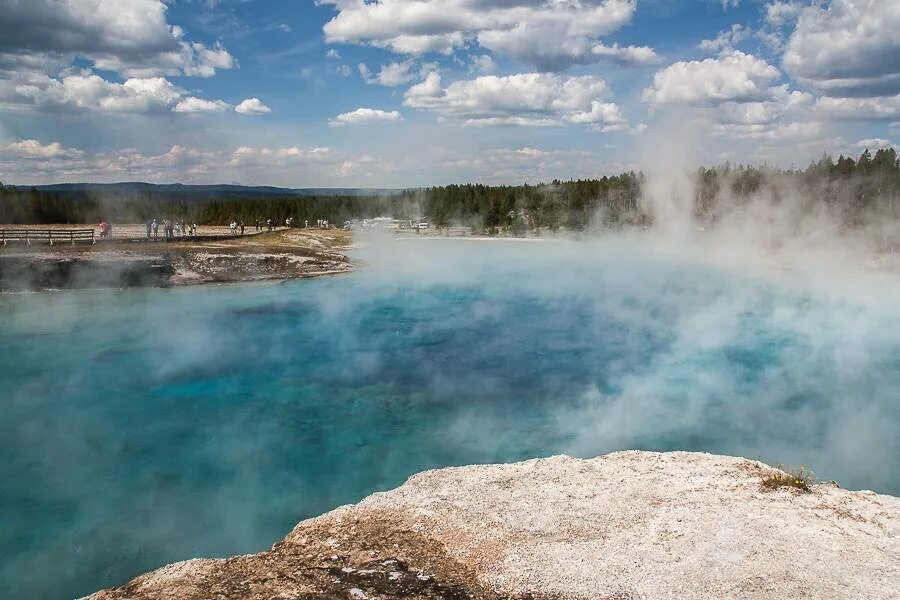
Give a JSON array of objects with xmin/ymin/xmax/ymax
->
[{"xmin": 87, "ymin": 451, "xmax": 900, "ymax": 600}]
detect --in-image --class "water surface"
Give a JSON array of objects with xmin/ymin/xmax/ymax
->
[{"xmin": 2, "ymin": 238, "xmax": 899, "ymax": 598}]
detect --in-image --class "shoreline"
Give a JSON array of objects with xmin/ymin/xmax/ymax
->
[{"xmin": 0, "ymin": 227, "xmax": 353, "ymax": 291}]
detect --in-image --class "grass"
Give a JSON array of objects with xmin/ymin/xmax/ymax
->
[{"xmin": 760, "ymin": 465, "xmax": 816, "ymax": 492}]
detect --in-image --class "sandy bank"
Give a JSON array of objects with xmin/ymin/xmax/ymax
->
[{"xmin": 87, "ymin": 451, "xmax": 899, "ymax": 600}]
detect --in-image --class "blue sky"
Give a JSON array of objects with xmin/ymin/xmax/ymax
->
[{"xmin": 0, "ymin": 0, "xmax": 897, "ymax": 186}]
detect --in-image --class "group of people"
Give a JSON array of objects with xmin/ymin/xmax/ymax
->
[
  {"xmin": 252, "ymin": 217, "xmax": 294, "ymax": 232},
  {"xmin": 146, "ymin": 218, "xmax": 197, "ymax": 241},
  {"xmin": 134, "ymin": 216, "xmax": 333, "ymax": 241}
]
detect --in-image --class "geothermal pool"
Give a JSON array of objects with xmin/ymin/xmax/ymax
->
[{"xmin": 2, "ymin": 238, "xmax": 899, "ymax": 598}]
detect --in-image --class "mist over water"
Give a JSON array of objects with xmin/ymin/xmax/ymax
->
[{"xmin": 2, "ymin": 235, "xmax": 900, "ymax": 598}]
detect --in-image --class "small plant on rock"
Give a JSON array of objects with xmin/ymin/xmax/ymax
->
[{"xmin": 760, "ymin": 465, "xmax": 816, "ymax": 492}]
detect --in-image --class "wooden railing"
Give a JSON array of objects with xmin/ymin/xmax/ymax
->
[{"xmin": 0, "ymin": 228, "xmax": 95, "ymax": 246}]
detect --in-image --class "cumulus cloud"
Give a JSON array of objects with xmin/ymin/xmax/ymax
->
[
  {"xmin": 234, "ymin": 98, "xmax": 272, "ymax": 115},
  {"xmin": 0, "ymin": 143, "xmax": 218, "ymax": 181},
  {"xmin": 0, "ymin": 0, "xmax": 235, "ymax": 79},
  {"xmin": 854, "ymin": 138, "xmax": 895, "ymax": 150},
  {"xmin": 328, "ymin": 108, "xmax": 404, "ymax": 126},
  {"xmin": 698, "ymin": 24, "xmax": 752, "ymax": 54},
  {"xmin": 814, "ymin": 95, "xmax": 900, "ymax": 121},
  {"xmin": 783, "ymin": 0, "xmax": 900, "ymax": 97},
  {"xmin": 403, "ymin": 72, "xmax": 627, "ymax": 129},
  {"xmin": 712, "ymin": 120, "xmax": 824, "ymax": 142},
  {"xmin": 359, "ymin": 60, "xmax": 418, "ymax": 86},
  {"xmin": 643, "ymin": 52, "xmax": 821, "ymax": 144},
  {"xmin": 320, "ymin": 0, "xmax": 655, "ymax": 71},
  {"xmin": 643, "ymin": 51, "xmax": 781, "ymax": 106},
  {"xmin": 0, "ymin": 71, "xmax": 232, "ymax": 114},
  {"xmin": 0, "ymin": 0, "xmax": 239, "ymax": 120},
  {"xmin": 763, "ymin": 1, "xmax": 803, "ymax": 28},
  {"xmin": 0, "ymin": 142, "xmax": 345, "ymax": 183},
  {"xmin": 471, "ymin": 54, "xmax": 498, "ymax": 75},
  {"xmin": 0, "ymin": 139, "xmax": 84, "ymax": 159},
  {"xmin": 227, "ymin": 146, "xmax": 332, "ymax": 168},
  {"xmin": 173, "ymin": 97, "xmax": 230, "ymax": 113}
]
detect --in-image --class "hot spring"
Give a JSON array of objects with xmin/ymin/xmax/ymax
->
[{"xmin": 2, "ymin": 236, "xmax": 899, "ymax": 598}]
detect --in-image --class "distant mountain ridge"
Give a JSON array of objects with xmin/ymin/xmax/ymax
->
[{"xmin": 12, "ymin": 182, "xmax": 402, "ymax": 199}]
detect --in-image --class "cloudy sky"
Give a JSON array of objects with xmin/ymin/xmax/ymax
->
[{"xmin": 0, "ymin": 0, "xmax": 897, "ymax": 187}]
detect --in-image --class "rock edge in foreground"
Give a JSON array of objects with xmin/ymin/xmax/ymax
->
[{"xmin": 88, "ymin": 451, "xmax": 900, "ymax": 600}]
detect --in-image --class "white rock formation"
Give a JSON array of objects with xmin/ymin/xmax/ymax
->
[{"xmin": 91, "ymin": 451, "xmax": 900, "ymax": 599}]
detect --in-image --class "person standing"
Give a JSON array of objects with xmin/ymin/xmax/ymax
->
[
  {"xmin": 240, "ymin": 221, "xmax": 245, "ymax": 235},
  {"xmin": 146, "ymin": 220, "xmax": 152, "ymax": 239},
  {"xmin": 152, "ymin": 218, "xmax": 159, "ymax": 241}
]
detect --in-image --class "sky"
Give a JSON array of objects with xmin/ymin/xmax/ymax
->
[{"xmin": 0, "ymin": 0, "xmax": 898, "ymax": 187}]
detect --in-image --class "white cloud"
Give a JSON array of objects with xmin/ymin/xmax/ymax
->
[
  {"xmin": 643, "ymin": 51, "xmax": 781, "ymax": 106},
  {"xmin": 234, "ymin": 98, "xmax": 272, "ymax": 115},
  {"xmin": 173, "ymin": 97, "xmax": 230, "ymax": 113},
  {"xmin": 403, "ymin": 72, "xmax": 627, "ymax": 129},
  {"xmin": 337, "ymin": 65, "xmax": 351, "ymax": 77},
  {"xmin": 0, "ymin": 0, "xmax": 235, "ymax": 79},
  {"xmin": 360, "ymin": 60, "xmax": 418, "ymax": 86},
  {"xmin": 0, "ymin": 139, "xmax": 84, "ymax": 159},
  {"xmin": 0, "ymin": 71, "xmax": 232, "ymax": 114},
  {"xmin": 643, "ymin": 53, "xmax": 819, "ymax": 143},
  {"xmin": 698, "ymin": 24, "xmax": 752, "ymax": 54},
  {"xmin": 326, "ymin": 49, "xmax": 342, "ymax": 60},
  {"xmin": 854, "ymin": 138, "xmax": 894, "ymax": 150},
  {"xmin": 814, "ymin": 95, "xmax": 900, "ymax": 121},
  {"xmin": 277, "ymin": 23, "xmax": 292, "ymax": 33},
  {"xmin": 321, "ymin": 0, "xmax": 654, "ymax": 71},
  {"xmin": 590, "ymin": 43, "xmax": 660, "ymax": 66},
  {"xmin": 763, "ymin": 1, "xmax": 803, "ymax": 28},
  {"xmin": 0, "ymin": 142, "xmax": 344, "ymax": 183},
  {"xmin": 471, "ymin": 54, "xmax": 498, "ymax": 75},
  {"xmin": 329, "ymin": 108, "xmax": 404, "ymax": 126},
  {"xmin": 228, "ymin": 146, "xmax": 332, "ymax": 168},
  {"xmin": 0, "ymin": 143, "xmax": 218, "ymax": 182},
  {"xmin": 783, "ymin": 0, "xmax": 900, "ymax": 97},
  {"xmin": 712, "ymin": 120, "xmax": 824, "ymax": 141}
]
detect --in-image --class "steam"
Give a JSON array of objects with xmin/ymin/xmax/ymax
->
[{"xmin": 3, "ymin": 157, "xmax": 900, "ymax": 598}]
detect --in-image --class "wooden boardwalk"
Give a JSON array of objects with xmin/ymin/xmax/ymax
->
[
  {"xmin": 0, "ymin": 228, "xmax": 95, "ymax": 245},
  {"xmin": 0, "ymin": 226, "xmax": 290, "ymax": 246}
]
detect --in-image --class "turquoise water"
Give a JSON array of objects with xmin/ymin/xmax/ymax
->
[{"xmin": 2, "ymin": 239, "xmax": 899, "ymax": 598}]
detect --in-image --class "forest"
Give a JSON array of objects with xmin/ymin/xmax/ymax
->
[{"xmin": 0, "ymin": 147, "xmax": 897, "ymax": 234}]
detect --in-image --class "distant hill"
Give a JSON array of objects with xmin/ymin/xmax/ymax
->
[{"xmin": 12, "ymin": 182, "xmax": 402, "ymax": 199}]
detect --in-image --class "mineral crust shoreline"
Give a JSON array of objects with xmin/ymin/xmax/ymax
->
[
  {"xmin": 87, "ymin": 451, "xmax": 900, "ymax": 600},
  {"xmin": 0, "ymin": 228, "xmax": 352, "ymax": 291}
]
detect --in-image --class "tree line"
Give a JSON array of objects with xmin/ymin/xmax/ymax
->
[{"xmin": 1, "ymin": 147, "xmax": 897, "ymax": 233}]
